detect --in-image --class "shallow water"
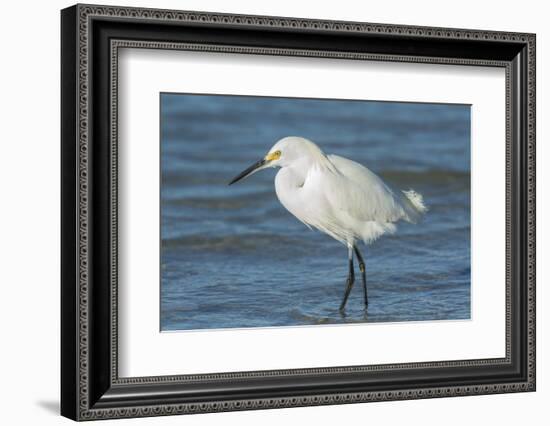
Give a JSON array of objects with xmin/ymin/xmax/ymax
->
[{"xmin": 160, "ymin": 94, "xmax": 471, "ymax": 331}]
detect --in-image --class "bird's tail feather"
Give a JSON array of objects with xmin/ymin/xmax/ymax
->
[{"xmin": 400, "ymin": 189, "xmax": 428, "ymax": 223}]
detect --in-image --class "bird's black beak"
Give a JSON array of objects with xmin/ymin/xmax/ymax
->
[{"xmin": 228, "ymin": 158, "xmax": 266, "ymax": 185}]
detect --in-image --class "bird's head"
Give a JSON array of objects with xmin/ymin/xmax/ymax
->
[{"xmin": 228, "ymin": 136, "xmax": 322, "ymax": 185}]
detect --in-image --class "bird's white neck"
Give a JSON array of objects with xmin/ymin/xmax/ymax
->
[{"xmin": 275, "ymin": 152, "xmax": 337, "ymax": 191}]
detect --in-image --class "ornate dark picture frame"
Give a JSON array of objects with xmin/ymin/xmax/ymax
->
[{"xmin": 61, "ymin": 3, "xmax": 536, "ymax": 421}]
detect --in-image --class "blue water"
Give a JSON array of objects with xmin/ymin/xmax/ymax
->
[{"xmin": 160, "ymin": 94, "xmax": 471, "ymax": 331}]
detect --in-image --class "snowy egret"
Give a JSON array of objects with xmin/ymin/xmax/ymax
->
[{"xmin": 229, "ymin": 136, "xmax": 427, "ymax": 311}]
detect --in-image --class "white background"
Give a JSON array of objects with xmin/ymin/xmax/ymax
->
[
  {"xmin": 119, "ymin": 50, "xmax": 505, "ymax": 376},
  {"xmin": 0, "ymin": 0, "xmax": 547, "ymax": 425}
]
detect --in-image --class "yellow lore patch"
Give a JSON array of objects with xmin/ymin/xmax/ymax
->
[{"xmin": 265, "ymin": 150, "xmax": 281, "ymax": 162}]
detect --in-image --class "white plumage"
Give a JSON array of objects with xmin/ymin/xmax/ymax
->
[
  {"xmin": 272, "ymin": 137, "xmax": 427, "ymax": 245},
  {"xmin": 229, "ymin": 136, "xmax": 427, "ymax": 310}
]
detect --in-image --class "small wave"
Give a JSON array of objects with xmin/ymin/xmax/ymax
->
[
  {"xmin": 162, "ymin": 233, "xmax": 304, "ymax": 252},
  {"xmin": 379, "ymin": 169, "xmax": 470, "ymax": 186},
  {"xmin": 164, "ymin": 191, "xmax": 274, "ymax": 210},
  {"xmin": 165, "ymin": 197, "xmax": 250, "ymax": 210},
  {"xmin": 289, "ymin": 308, "xmax": 371, "ymax": 325}
]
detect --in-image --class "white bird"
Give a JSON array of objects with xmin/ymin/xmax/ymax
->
[{"xmin": 229, "ymin": 136, "xmax": 427, "ymax": 311}]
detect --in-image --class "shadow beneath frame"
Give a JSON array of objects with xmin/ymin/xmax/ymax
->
[{"xmin": 36, "ymin": 400, "xmax": 59, "ymax": 416}]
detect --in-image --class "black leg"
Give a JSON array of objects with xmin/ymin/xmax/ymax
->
[
  {"xmin": 339, "ymin": 247, "xmax": 355, "ymax": 311},
  {"xmin": 354, "ymin": 245, "xmax": 368, "ymax": 307}
]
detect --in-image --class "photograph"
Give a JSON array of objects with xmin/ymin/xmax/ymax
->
[{"xmin": 160, "ymin": 93, "xmax": 471, "ymax": 331}]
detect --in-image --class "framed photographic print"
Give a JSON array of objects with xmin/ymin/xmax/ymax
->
[{"xmin": 61, "ymin": 3, "xmax": 536, "ymax": 421}]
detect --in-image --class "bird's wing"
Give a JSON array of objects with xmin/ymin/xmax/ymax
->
[{"xmin": 319, "ymin": 154, "xmax": 408, "ymax": 223}]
